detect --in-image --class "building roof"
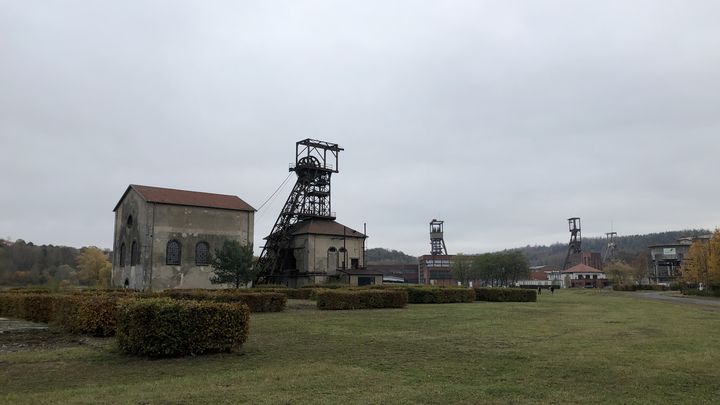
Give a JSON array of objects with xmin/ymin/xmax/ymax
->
[
  {"xmin": 530, "ymin": 270, "xmax": 549, "ymax": 281},
  {"xmin": 114, "ymin": 184, "xmax": 255, "ymax": 212},
  {"xmin": 290, "ymin": 219, "xmax": 366, "ymax": 238},
  {"xmin": 562, "ymin": 263, "xmax": 603, "ymax": 274}
]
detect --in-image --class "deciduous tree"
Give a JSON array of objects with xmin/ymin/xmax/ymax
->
[
  {"xmin": 210, "ymin": 241, "xmax": 256, "ymax": 288},
  {"xmin": 451, "ymin": 253, "xmax": 473, "ymax": 286},
  {"xmin": 76, "ymin": 247, "xmax": 112, "ymax": 287}
]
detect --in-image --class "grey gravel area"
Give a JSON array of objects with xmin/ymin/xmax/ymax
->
[{"xmin": 0, "ymin": 317, "xmax": 48, "ymax": 333}]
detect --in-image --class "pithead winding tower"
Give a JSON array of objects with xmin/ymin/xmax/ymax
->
[
  {"xmin": 256, "ymin": 139, "xmax": 343, "ymax": 283},
  {"xmin": 429, "ymin": 219, "xmax": 448, "ymax": 255},
  {"xmin": 562, "ymin": 217, "xmax": 582, "ymax": 270}
]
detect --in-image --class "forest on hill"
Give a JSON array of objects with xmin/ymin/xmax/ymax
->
[
  {"xmin": 515, "ymin": 229, "xmax": 711, "ymax": 267},
  {"xmin": 366, "ymin": 229, "xmax": 713, "ymax": 268},
  {"xmin": 365, "ymin": 248, "xmax": 418, "ymax": 264},
  {"xmin": 0, "ymin": 239, "xmax": 110, "ymax": 287}
]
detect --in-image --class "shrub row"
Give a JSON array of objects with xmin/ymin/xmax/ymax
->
[
  {"xmin": 116, "ymin": 298, "xmax": 250, "ymax": 358},
  {"xmin": 404, "ymin": 286, "xmax": 476, "ymax": 304},
  {"xmin": 252, "ymin": 287, "xmax": 313, "ymax": 300},
  {"xmin": 474, "ymin": 287, "xmax": 537, "ymax": 302},
  {"xmin": 316, "ymin": 289, "xmax": 407, "ymax": 310},
  {"xmin": 683, "ymin": 288, "xmax": 720, "ymax": 297},
  {"xmin": 613, "ymin": 284, "xmax": 670, "ymax": 292},
  {"xmin": 160, "ymin": 289, "xmax": 286, "ymax": 312},
  {"xmin": 0, "ymin": 293, "xmax": 122, "ymax": 336}
]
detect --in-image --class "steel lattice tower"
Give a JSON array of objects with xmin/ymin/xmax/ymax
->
[
  {"xmin": 429, "ymin": 219, "xmax": 448, "ymax": 255},
  {"xmin": 256, "ymin": 139, "xmax": 343, "ymax": 283},
  {"xmin": 603, "ymin": 231, "xmax": 617, "ymax": 263},
  {"xmin": 562, "ymin": 217, "xmax": 582, "ymax": 270}
]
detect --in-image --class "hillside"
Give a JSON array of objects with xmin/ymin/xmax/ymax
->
[
  {"xmin": 365, "ymin": 248, "xmax": 418, "ymax": 265},
  {"xmin": 0, "ymin": 239, "xmax": 84, "ymax": 286},
  {"xmin": 514, "ymin": 229, "xmax": 711, "ymax": 267}
]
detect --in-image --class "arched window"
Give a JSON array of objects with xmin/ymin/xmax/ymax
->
[
  {"xmin": 130, "ymin": 241, "xmax": 139, "ymax": 266},
  {"xmin": 195, "ymin": 242, "xmax": 210, "ymax": 266},
  {"xmin": 127, "ymin": 215, "xmax": 133, "ymax": 228},
  {"xmin": 119, "ymin": 243, "xmax": 126, "ymax": 267},
  {"xmin": 327, "ymin": 247, "xmax": 338, "ymax": 272},
  {"xmin": 166, "ymin": 240, "xmax": 181, "ymax": 265}
]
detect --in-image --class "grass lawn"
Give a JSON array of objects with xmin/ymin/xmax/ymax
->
[{"xmin": 2, "ymin": 290, "xmax": 720, "ymax": 404}]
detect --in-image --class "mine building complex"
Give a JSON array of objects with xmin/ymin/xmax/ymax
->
[
  {"xmin": 111, "ymin": 184, "xmax": 255, "ymax": 291},
  {"xmin": 256, "ymin": 139, "xmax": 377, "ymax": 287}
]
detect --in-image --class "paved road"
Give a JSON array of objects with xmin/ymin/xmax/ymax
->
[{"xmin": 630, "ymin": 291, "xmax": 720, "ymax": 308}]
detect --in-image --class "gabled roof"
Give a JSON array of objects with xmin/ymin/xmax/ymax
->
[
  {"xmin": 530, "ymin": 270, "xmax": 549, "ymax": 281},
  {"xmin": 290, "ymin": 219, "xmax": 366, "ymax": 238},
  {"xmin": 562, "ymin": 263, "xmax": 603, "ymax": 273},
  {"xmin": 113, "ymin": 184, "xmax": 255, "ymax": 212}
]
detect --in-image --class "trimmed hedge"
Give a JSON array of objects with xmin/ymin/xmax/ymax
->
[
  {"xmin": 161, "ymin": 289, "xmax": 286, "ymax": 312},
  {"xmin": 683, "ymin": 288, "xmax": 720, "ymax": 297},
  {"xmin": 316, "ymin": 289, "xmax": 407, "ymax": 310},
  {"xmin": 0, "ymin": 293, "xmax": 59, "ymax": 322},
  {"xmin": 116, "ymin": 298, "xmax": 250, "ymax": 358},
  {"xmin": 404, "ymin": 287, "xmax": 475, "ymax": 304},
  {"xmin": 252, "ymin": 288, "xmax": 313, "ymax": 300},
  {"xmin": 613, "ymin": 285, "xmax": 671, "ymax": 292},
  {"xmin": 54, "ymin": 294, "xmax": 121, "ymax": 336},
  {"xmin": 0, "ymin": 293, "xmax": 123, "ymax": 336},
  {"xmin": 474, "ymin": 287, "xmax": 537, "ymax": 302}
]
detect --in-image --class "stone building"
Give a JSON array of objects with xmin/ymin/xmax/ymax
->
[
  {"xmin": 271, "ymin": 219, "xmax": 377, "ymax": 287},
  {"xmin": 112, "ymin": 184, "xmax": 255, "ymax": 291}
]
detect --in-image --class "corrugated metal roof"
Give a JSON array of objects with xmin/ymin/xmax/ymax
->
[{"xmin": 113, "ymin": 184, "xmax": 255, "ymax": 212}]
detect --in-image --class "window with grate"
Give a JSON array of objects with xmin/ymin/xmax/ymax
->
[
  {"xmin": 119, "ymin": 243, "xmax": 126, "ymax": 267},
  {"xmin": 166, "ymin": 240, "xmax": 181, "ymax": 265},
  {"xmin": 195, "ymin": 242, "xmax": 209, "ymax": 266},
  {"xmin": 130, "ymin": 241, "xmax": 139, "ymax": 266}
]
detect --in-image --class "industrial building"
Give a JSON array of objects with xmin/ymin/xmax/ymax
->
[
  {"xmin": 257, "ymin": 139, "xmax": 374, "ymax": 287},
  {"xmin": 111, "ymin": 184, "xmax": 255, "ymax": 291},
  {"xmin": 649, "ymin": 235, "xmax": 711, "ymax": 284}
]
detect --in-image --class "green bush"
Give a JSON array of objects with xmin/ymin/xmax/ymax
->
[
  {"xmin": 253, "ymin": 288, "xmax": 313, "ymax": 300},
  {"xmin": 316, "ymin": 289, "xmax": 407, "ymax": 310},
  {"xmin": 474, "ymin": 287, "xmax": 537, "ymax": 302},
  {"xmin": 404, "ymin": 287, "xmax": 475, "ymax": 304},
  {"xmin": 683, "ymin": 288, "xmax": 720, "ymax": 297},
  {"xmin": 161, "ymin": 289, "xmax": 286, "ymax": 312},
  {"xmin": 0, "ymin": 293, "xmax": 59, "ymax": 322},
  {"xmin": 0, "ymin": 293, "xmax": 123, "ymax": 336},
  {"xmin": 116, "ymin": 298, "xmax": 250, "ymax": 358},
  {"xmin": 54, "ymin": 295, "xmax": 122, "ymax": 336}
]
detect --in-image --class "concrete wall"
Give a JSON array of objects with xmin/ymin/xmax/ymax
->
[
  {"xmin": 150, "ymin": 204, "xmax": 253, "ymax": 291},
  {"xmin": 112, "ymin": 188, "xmax": 154, "ymax": 290},
  {"xmin": 293, "ymin": 233, "xmax": 365, "ymax": 274},
  {"xmin": 112, "ymin": 188, "xmax": 254, "ymax": 291}
]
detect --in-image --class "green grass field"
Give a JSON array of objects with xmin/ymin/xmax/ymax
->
[{"xmin": 2, "ymin": 290, "xmax": 720, "ymax": 404}]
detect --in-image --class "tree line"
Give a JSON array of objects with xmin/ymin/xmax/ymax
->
[
  {"xmin": 450, "ymin": 251, "xmax": 530, "ymax": 287},
  {"xmin": 0, "ymin": 239, "xmax": 111, "ymax": 288}
]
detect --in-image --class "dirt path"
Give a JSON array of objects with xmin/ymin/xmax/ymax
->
[
  {"xmin": 0, "ymin": 317, "xmax": 48, "ymax": 333},
  {"xmin": 629, "ymin": 291, "xmax": 720, "ymax": 309}
]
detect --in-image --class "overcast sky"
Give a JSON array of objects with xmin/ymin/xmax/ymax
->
[{"xmin": 1, "ymin": 1, "xmax": 719, "ymax": 256}]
